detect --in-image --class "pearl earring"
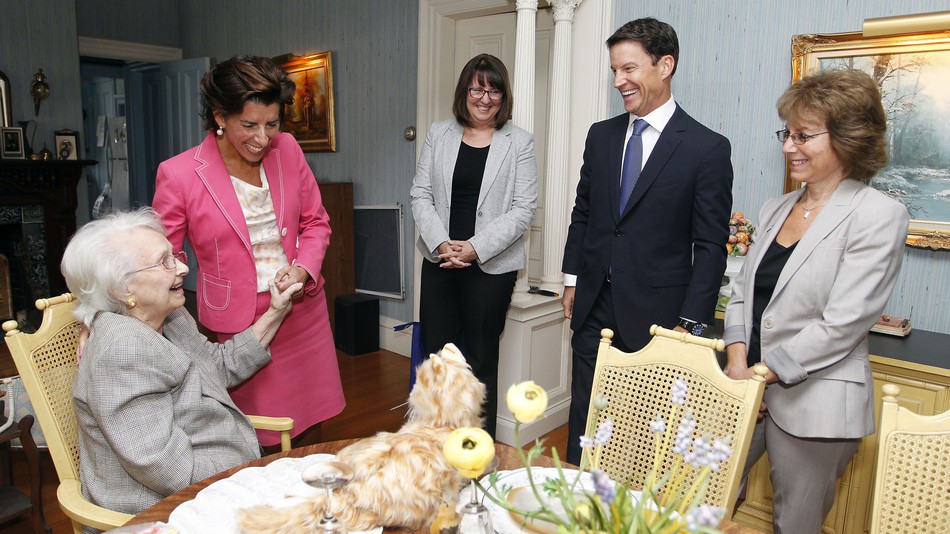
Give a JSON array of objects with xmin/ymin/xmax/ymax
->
[
  {"xmin": 216, "ymin": 126, "xmax": 224, "ymax": 136},
  {"xmin": 126, "ymin": 296, "xmax": 136, "ymax": 309}
]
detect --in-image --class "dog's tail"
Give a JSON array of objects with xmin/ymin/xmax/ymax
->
[{"xmin": 237, "ymin": 500, "xmax": 322, "ymax": 534}]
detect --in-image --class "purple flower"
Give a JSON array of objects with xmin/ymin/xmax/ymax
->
[
  {"xmin": 672, "ymin": 411, "xmax": 696, "ymax": 455},
  {"xmin": 650, "ymin": 414, "xmax": 666, "ymax": 434},
  {"xmin": 685, "ymin": 437, "xmax": 712, "ymax": 468},
  {"xmin": 579, "ymin": 435, "xmax": 593, "ymax": 449},
  {"xmin": 590, "ymin": 469, "xmax": 616, "ymax": 504},
  {"xmin": 671, "ymin": 378, "xmax": 688, "ymax": 405},
  {"xmin": 685, "ymin": 504, "xmax": 725, "ymax": 530},
  {"xmin": 708, "ymin": 438, "xmax": 733, "ymax": 471},
  {"xmin": 594, "ymin": 418, "xmax": 613, "ymax": 446}
]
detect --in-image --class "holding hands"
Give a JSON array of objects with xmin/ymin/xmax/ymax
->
[
  {"xmin": 275, "ymin": 265, "xmax": 309, "ymax": 297},
  {"xmin": 437, "ymin": 240, "xmax": 478, "ymax": 268},
  {"xmin": 267, "ymin": 277, "xmax": 304, "ymax": 317}
]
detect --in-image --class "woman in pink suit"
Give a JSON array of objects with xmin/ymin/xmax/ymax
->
[{"xmin": 152, "ymin": 56, "xmax": 345, "ymax": 448}]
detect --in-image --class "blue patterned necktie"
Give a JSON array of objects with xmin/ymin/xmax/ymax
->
[{"xmin": 619, "ymin": 118, "xmax": 650, "ymax": 214}]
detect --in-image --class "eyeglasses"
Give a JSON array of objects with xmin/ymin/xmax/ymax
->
[
  {"xmin": 130, "ymin": 250, "xmax": 188, "ymax": 274},
  {"xmin": 468, "ymin": 87, "xmax": 503, "ymax": 101},
  {"xmin": 775, "ymin": 129, "xmax": 828, "ymax": 145}
]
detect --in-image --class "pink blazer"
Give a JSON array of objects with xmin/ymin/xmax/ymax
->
[{"xmin": 152, "ymin": 132, "xmax": 330, "ymax": 333}]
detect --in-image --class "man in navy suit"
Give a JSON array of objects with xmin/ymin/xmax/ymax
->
[{"xmin": 561, "ymin": 18, "xmax": 733, "ymax": 464}]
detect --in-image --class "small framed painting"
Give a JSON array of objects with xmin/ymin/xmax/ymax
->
[
  {"xmin": 275, "ymin": 51, "xmax": 337, "ymax": 152},
  {"xmin": 55, "ymin": 129, "xmax": 79, "ymax": 160},
  {"xmin": 1, "ymin": 127, "xmax": 25, "ymax": 159}
]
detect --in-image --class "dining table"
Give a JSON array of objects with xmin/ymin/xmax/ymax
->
[{"xmin": 127, "ymin": 438, "xmax": 763, "ymax": 534}]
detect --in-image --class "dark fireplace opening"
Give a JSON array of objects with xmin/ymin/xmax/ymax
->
[{"xmin": 0, "ymin": 206, "xmax": 49, "ymax": 333}]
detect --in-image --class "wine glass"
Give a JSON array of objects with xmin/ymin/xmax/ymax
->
[
  {"xmin": 458, "ymin": 457, "xmax": 499, "ymax": 534},
  {"xmin": 302, "ymin": 461, "xmax": 355, "ymax": 533}
]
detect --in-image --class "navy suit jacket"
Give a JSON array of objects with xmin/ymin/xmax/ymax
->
[{"xmin": 562, "ymin": 106, "xmax": 733, "ymax": 350}]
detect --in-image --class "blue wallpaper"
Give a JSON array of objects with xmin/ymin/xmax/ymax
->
[
  {"xmin": 176, "ymin": 0, "xmax": 419, "ymax": 323},
  {"xmin": 3, "ymin": 1, "xmax": 945, "ymax": 330},
  {"xmin": 611, "ymin": 1, "xmax": 950, "ymax": 334}
]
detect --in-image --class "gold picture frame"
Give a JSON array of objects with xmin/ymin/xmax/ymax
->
[
  {"xmin": 788, "ymin": 29, "xmax": 950, "ymax": 250},
  {"xmin": 275, "ymin": 51, "xmax": 337, "ymax": 152}
]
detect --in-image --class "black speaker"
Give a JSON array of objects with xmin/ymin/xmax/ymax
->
[{"xmin": 334, "ymin": 293, "xmax": 379, "ymax": 355}]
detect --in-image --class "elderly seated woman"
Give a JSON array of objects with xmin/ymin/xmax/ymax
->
[{"xmin": 61, "ymin": 208, "xmax": 302, "ymax": 515}]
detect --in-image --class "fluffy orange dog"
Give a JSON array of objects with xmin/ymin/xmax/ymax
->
[{"xmin": 238, "ymin": 343, "xmax": 485, "ymax": 532}]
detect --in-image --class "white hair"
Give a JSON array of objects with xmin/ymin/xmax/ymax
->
[{"xmin": 60, "ymin": 208, "xmax": 167, "ymax": 326}]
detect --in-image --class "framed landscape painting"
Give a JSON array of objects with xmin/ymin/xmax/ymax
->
[
  {"xmin": 275, "ymin": 51, "xmax": 337, "ymax": 152},
  {"xmin": 789, "ymin": 29, "xmax": 950, "ymax": 250}
]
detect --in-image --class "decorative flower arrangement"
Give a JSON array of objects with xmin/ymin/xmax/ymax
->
[
  {"xmin": 726, "ymin": 211, "xmax": 755, "ymax": 257},
  {"xmin": 443, "ymin": 380, "xmax": 730, "ymax": 534}
]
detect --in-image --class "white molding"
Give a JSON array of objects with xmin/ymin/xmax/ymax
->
[
  {"xmin": 379, "ymin": 315, "xmax": 414, "ymax": 357},
  {"xmin": 78, "ymin": 36, "xmax": 183, "ymax": 63}
]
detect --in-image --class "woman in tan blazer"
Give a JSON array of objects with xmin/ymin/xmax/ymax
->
[
  {"xmin": 723, "ymin": 70, "xmax": 909, "ymax": 533},
  {"xmin": 410, "ymin": 54, "xmax": 537, "ymax": 437}
]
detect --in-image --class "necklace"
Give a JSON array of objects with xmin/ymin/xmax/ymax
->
[{"xmin": 798, "ymin": 197, "xmax": 828, "ymax": 219}]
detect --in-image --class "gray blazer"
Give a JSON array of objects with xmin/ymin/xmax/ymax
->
[
  {"xmin": 410, "ymin": 119, "xmax": 537, "ymax": 275},
  {"xmin": 73, "ymin": 308, "xmax": 267, "ymax": 515},
  {"xmin": 724, "ymin": 178, "xmax": 909, "ymax": 439}
]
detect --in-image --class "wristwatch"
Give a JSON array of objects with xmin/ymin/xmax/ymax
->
[{"xmin": 678, "ymin": 318, "xmax": 706, "ymax": 336}]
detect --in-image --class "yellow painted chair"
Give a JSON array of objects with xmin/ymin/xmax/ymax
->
[
  {"xmin": 3, "ymin": 293, "xmax": 294, "ymax": 533},
  {"xmin": 582, "ymin": 325, "xmax": 767, "ymax": 512},
  {"xmin": 869, "ymin": 384, "xmax": 950, "ymax": 534}
]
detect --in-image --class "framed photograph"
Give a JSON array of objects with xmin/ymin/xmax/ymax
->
[
  {"xmin": 0, "ymin": 70, "xmax": 12, "ymax": 127},
  {"xmin": 275, "ymin": 51, "xmax": 337, "ymax": 152},
  {"xmin": 55, "ymin": 129, "xmax": 79, "ymax": 160},
  {"xmin": 1, "ymin": 126, "xmax": 25, "ymax": 159},
  {"xmin": 788, "ymin": 29, "xmax": 950, "ymax": 250}
]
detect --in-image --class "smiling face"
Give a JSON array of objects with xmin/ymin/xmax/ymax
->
[
  {"xmin": 214, "ymin": 100, "xmax": 282, "ymax": 164},
  {"xmin": 609, "ymin": 40, "xmax": 673, "ymax": 117},
  {"xmin": 123, "ymin": 228, "xmax": 189, "ymax": 331},
  {"xmin": 465, "ymin": 76, "xmax": 502, "ymax": 129},
  {"xmin": 782, "ymin": 115, "xmax": 847, "ymax": 188}
]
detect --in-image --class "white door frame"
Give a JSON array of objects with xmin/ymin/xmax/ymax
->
[
  {"xmin": 413, "ymin": 0, "xmax": 520, "ymax": 319},
  {"xmin": 413, "ymin": 0, "xmax": 612, "ymax": 319}
]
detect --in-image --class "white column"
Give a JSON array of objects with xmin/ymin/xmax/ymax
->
[
  {"xmin": 540, "ymin": 0, "xmax": 583, "ymax": 291},
  {"xmin": 510, "ymin": 0, "xmax": 538, "ymax": 301}
]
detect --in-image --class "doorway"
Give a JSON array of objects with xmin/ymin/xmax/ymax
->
[{"xmin": 80, "ymin": 58, "xmax": 138, "ymax": 221}]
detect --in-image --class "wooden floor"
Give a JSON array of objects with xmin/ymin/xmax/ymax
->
[{"xmin": 0, "ymin": 348, "xmax": 567, "ymax": 534}]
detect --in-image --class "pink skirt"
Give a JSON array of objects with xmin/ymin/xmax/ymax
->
[{"xmin": 221, "ymin": 287, "xmax": 345, "ymax": 446}]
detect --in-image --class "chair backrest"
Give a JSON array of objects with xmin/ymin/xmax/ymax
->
[
  {"xmin": 869, "ymin": 384, "xmax": 950, "ymax": 534},
  {"xmin": 582, "ymin": 325, "xmax": 766, "ymax": 511},
  {"xmin": 2, "ymin": 293, "xmax": 82, "ymax": 485}
]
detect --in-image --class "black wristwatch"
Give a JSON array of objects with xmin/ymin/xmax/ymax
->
[{"xmin": 678, "ymin": 318, "xmax": 706, "ymax": 336}]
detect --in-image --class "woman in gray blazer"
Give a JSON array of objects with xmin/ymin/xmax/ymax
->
[
  {"xmin": 410, "ymin": 54, "xmax": 537, "ymax": 437},
  {"xmin": 61, "ymin": 208, "xmax": 301, "ymax": 515},
  {"xmin": 723, "ymin": 70, "xmax": 909, "ymax": 533}
]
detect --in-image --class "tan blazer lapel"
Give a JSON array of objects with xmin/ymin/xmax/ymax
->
[
  {"xmin": 440, "ymin": 123, "xmax": 464, "ymax": 209},
  {"xmin": 478, "ymin": 124, "xmax": 512, "ymax": 209},
  {"xmin": 194, "ymin": 136, "xmax": 253, "ymax": 253},
  {"xmin": 772, "ymin": 180, "xmax": 863, "ymax": 299}
]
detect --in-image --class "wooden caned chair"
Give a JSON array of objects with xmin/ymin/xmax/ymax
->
[
  {"xmin": 869, "ymin": 384, "xmax": 950, "ymax": 534},
  {"xmin": 582, "ymin": 325, "xmax": 767, "ymax": 512},
  {"xmin": 3, "ymin": 293, "xmax": 294, "ymax": 533}
]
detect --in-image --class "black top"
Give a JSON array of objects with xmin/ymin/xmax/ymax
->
[
  {"xmin": 449, "ymin": 141, "xmax": 489, "ymax": 240},
  {"xmin": 748, "ymin": 239, "xmax": 798, "ymax": 365}
]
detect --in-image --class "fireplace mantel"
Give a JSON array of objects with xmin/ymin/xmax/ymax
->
[{"xmin": 0, "ymin": 160, "xmax": 95, "ymax": 297}]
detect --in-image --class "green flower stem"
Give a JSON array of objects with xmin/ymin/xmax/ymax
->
[
  {"xmin": 678, "ymin": 467, "xmax": 712, "ymax": 515},
  {"xmin": 648, "ymin": 403, "xmax": 681, "ymax": 489},
  {"xmin": 659, "ymin": 457, "xmax": 687, "ymax": 510}
]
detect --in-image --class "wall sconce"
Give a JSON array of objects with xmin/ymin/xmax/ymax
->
[
  {"xmin": 30, "ymin": 69, "xmax": 50, "ymax": 116},
  {"xmin": 863, "ymin": 10, "xmax": 950, "ymax": 37}
]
